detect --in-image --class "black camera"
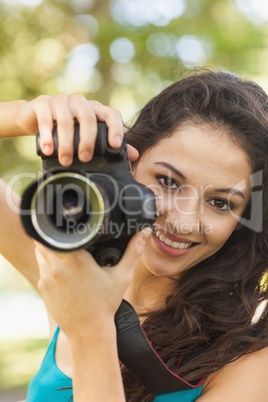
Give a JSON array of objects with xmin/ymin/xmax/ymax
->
[{"xmin": 20, "ymin": 122, "xmax": 156, "ymax": 266}]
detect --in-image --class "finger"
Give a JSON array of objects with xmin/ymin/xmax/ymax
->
[
  {"xmin": 88, "ymin": 101, "xmax": 124, "ymax": 148},
  {"xmin": 33, "ymin": 240, "xmax": 69, "ymax": 265},
  {"xmin": 34, "ymin": 246, "xmax": 50, "ymax": 278},
  {"xmin": 68, "ymin": 94, "xmax": 98, "ymax": 162},
  {"xmin": 117, "ymin": 227, "xmax": 152, "ymax": 277},
  {"xmin": 33, "ymin": 240, "xmax": 52, "ymax": 263},
  {"xmin": 31, "ymin": 95, "xmax": 54, "ymax": 156},
  {"xmin": 35, "ymin": 246, "xmax": 47, "ymax": 265},
  {"xmin": 127, "ymin": 144, "xmax": 139, "ymax": 162},
  {"xmin": 51, "ymin": 95, "xmax": 75, "ymax": 166}
]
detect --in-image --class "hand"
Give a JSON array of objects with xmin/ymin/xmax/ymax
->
[
  {"xmin": 34, "ymin": 228, "xmax": 151, "ymax": 341},
  {"xmin": 17, "ymin": 94, "xmax": 139, "ymax": 166}
]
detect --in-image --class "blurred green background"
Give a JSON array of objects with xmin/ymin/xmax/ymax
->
[{"xmin": 1, "ymin": 0, "xmax": 268, "ymax": 399}]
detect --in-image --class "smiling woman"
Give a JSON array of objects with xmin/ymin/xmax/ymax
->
[
  {"xmin": 0, "ymin": 69, "xmax": 267, "ymax": 402},
  {"xmin": 122, "ymin": 70, "xmax": 268, "ymax": 399},
  {"xmin": 131, "ymin": 123, "xmax": 251, "ymax": 276}
]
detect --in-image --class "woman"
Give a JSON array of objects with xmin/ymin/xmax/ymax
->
[{"xmin": 0, "ymin": 70, "xmax": 268, "ymax": 401}]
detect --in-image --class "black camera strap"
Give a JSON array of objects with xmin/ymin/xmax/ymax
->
[{"xmin": 115, "ymin": 299, "xmax": 205, "ymax": 395}]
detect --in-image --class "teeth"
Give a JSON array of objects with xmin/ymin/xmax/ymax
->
[
  {"xmin": 164, "ymin": 238, "xmax": 172, "ymax": 246},
  {"xmin": 155, "ymin": 230, "xmax": 193, "ymax": 250},
  {"xmin": 160, "ymin": 234, "xmax": 166, "ymax": 242}
]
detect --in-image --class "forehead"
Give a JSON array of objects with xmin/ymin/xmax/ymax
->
[{"xmin": 139, "ymin": 123, "xmax": 252, "ymax": 191}]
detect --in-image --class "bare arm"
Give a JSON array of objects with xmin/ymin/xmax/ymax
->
[
  {"xmin": 0, "ymin": 100, "xmax": 30, "ymax": 138},
  {"xmin": 198, "ymin": 347, "xmax": 268, "ymax": 401},
  {"xmin": 70, "ymin": 321, "xmax": 125, "ymax": 402},
  {"xmin": 0, "ymin": 179, "xmax": 39, "ymax": 289},
  {"xmin": 0, "ymin": 100, "xmax": 41, "ymax": 288}
]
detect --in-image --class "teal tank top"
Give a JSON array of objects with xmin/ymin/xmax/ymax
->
[
  {"xmin": 26, "ymin": 327, "xmax": 73, "ymax": 402},
  {"xmin": 26, "ymin": 327, "xmax": 204, "ymax": 402},
  {"xmin": 153, "ymin": 386, "xmax": 203, "ymax": 401}
]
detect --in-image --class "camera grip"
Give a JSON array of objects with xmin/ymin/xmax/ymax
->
[{"xmin": 36, "ymin": 122, "xmax": 126, "ymax": 160}]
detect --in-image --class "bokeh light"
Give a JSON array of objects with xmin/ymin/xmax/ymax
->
[
  {"xmin": 146, "ymin": 33, "xmax": 177, "ymax": 57},
  {"xmin": 111, "ymin": 62, "xmax": 140, "ymax": 86},
  {"xmin": 109, "ymin": 87, "xmax": 138, "ymax": 123},
  {"xmin": 234, "ymin": 0, "xmax": 268, "ymax": 24},
  {"xmin": 73, "ymin": 14, "xmax": 99, "ymax": 38},
  {"xmin": 39, "ymin": 5, "xmax": 65, "ymax": 32},
  {"xmin": 110, "ymin": 0, "xmax": 185, "ymax": 27},
  {"xmin": 110, "ymin": 38, "xmax": 135, "ymax": 63},
  {"xmin": 34, "ymin": 38, "xmax": 65, "ymax": 70},
  {"xmin": 70, "ymin": 0, "xmax": 95, "ymax": 13},
  {"xmin": 56, "ymin": 42, "xmax": 103, "ymax": 94},
  {"xmin": 57, "ymin": 67, "xmax": 103, "ymax": 94},
  {"xmin": 3, "ymin": 0, "xmax": 44, "ymax": 7},
  {"xmin": 176, "ymin": 35, "xmax": 212, "ymax": 67},
  {"xmin": 68, "ymin": 43, "xmax": 100, "ymax": 69}
]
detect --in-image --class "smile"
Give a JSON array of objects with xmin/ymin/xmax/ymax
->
[
  {"xmin": 155, "ymin": 229, "xmax": 193, "ymax": 249},
  {"xmin": 152, "ymin": 226, "xmax": 198, "ymax": 258}
]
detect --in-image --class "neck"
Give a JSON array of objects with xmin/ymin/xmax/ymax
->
[{"xmin": 124, "ymin": 259, "xmax": 176, "ymax": 317}]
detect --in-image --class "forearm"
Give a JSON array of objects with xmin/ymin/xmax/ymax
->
[
  {"xmin": 69, "ymin": 320, "xmax": 125, "ymax": 402},
  {"xmin": 0, "ymin": 100, "xmax": 29, "ymax": 138}
]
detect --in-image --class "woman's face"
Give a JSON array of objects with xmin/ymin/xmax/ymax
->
[{"xmin": 133, "ymin": 123, "xmax": 252, "ymax": 279}]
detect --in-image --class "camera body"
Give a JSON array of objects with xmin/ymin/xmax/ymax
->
[{"xmin": 20, "ymin": 122, "xmax": 156, "ymax": 266}]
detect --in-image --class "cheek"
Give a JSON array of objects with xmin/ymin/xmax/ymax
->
[{"xmin": 205, "ymin": 217, "xmax": 239, "ymax": 247}]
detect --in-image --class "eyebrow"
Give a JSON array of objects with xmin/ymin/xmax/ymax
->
[
  {"xmin": 154, "ymin": 161, "xmax": 245, "ymax": 200},
  {"xmin": 154, "ymin": 162, "xmax": 187, "ymax": 180},
  {"xmin": 214, "ymin": 188, "xmax": 245, "ymax": 200}
]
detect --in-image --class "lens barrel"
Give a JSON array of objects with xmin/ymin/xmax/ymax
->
[{"xmin": 30, "ymin": 172, "xmax": 105, "ymax": 250}]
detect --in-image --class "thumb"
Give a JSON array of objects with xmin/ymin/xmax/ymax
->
[
  {"xmin": 127, "ymin": 144, "xmax": 139, "ymax": 162},
  {"xmin": 118, "ymin": 227, "xmax": 152, "ymax": 273}
]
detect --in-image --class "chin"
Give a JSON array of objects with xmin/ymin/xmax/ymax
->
[{"xmin": 142, "ymin": 257, "xmax": 184, "ymax": 279}]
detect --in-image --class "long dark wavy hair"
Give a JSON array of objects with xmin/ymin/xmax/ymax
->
[{"xmin": 122, "ymin": 70, "xmax": 268, "ymax": 401}]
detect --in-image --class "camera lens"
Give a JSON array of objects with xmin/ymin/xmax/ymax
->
[
  {"xmin": 62, "ymin": 190, "xmax": 83, "ymax": 219},
  {"xmin": 55, "ymin": 189, "xmax": 90, "ymax": 226},
  {"xmin": 30, "ymin": 172, "xmax": 106, "ymax": 250}
]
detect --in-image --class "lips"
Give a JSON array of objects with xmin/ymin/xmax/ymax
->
[
  {"xmin": 154, "ymin": 229, "xmax": 193, "ymax": 249},
  {"xmin": 152, "ymin": 226, "xmax": 198, "ymax": 257}
]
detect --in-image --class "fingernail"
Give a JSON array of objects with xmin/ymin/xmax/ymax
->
[
  {"xmin": 80, "ymin": 151, "xmax": 91, "ymax": 162},
  {"xmin": 113, "ymin": 136, "xmax": 122, "ymax": 147},
  {"xmin": 61, "ymin": 156, "xmax": 72, "ymax": 166},
  {"xmin": 43, "ymin": 144, "xmax": 51, "ymax": 154}
]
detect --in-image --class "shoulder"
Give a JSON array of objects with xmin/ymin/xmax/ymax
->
[{"xmin": 197, "ymin": 347, "xmax": 268, "ymax": 401}]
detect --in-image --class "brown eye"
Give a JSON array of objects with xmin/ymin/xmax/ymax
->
[
  {"xmin": 214, "ymin": 200, "xmax": 226, "ymax": 209},
  {"xmin": 209, "ymin": 199, "xmax": 231, "ymax": 211},
  {"xmin": 157, "ymin": 176, "xmax": 178, "ymax": 190}
]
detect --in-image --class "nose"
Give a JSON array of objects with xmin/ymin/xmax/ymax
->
[
  {"xmin": 165, "ymin": 210, "xmax": 201, "ymax": 235},
  {"xmin": 158, "ymin": 193, "xmax": 201, "ymax": 235}
]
